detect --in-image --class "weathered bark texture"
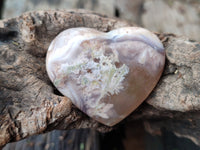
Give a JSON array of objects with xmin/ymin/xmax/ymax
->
[
  {"xmin": 3, "ymin": 0, "xmax": 200, "ymax": 41},
  {"xmin": 0, "ymin": 10, "xmax": 129, "ymax": 148},
  {"xmin": 0, "ymin": 10, "xmax": 200, "ymax": 148}
]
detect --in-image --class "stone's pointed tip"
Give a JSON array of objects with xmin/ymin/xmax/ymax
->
[{"xmin": 46, "ymin": 27, "xmax": 165, "ymax": 126}]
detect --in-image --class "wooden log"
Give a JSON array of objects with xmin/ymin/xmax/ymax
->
[{"xmin": 0, "ymin": 10, "xmax": 199, "ymax": 147}]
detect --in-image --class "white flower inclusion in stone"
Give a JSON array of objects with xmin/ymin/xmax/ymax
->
[
  {"xmin": 46, "ymin": 27, "xmax": 165, "ymax": 126},
  {"xmin": 53, "ymin": 39, "xmax": 129, "ymax": 119}
]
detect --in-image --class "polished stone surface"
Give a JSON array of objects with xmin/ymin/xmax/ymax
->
[{"xmin": 46, "ymin": 27, "xmax": 165, "ymax": 126}]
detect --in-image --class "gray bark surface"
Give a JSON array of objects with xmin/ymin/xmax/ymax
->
[
  {"xmin": 3, "ymin": 0, "xmax": 200, "ymax": 41},
  {"xmin": 0, "ymin": 10, "xmax": 200, "ymax": 147}
]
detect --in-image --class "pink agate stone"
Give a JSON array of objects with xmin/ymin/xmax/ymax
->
[{"xmin": 46, "ymin": 27, "xmax": 165, "ymax": 126}]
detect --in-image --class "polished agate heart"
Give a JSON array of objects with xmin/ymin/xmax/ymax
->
[{"xmin": 46, "ymin": 27, "xmax": 165, "ymax": 126}]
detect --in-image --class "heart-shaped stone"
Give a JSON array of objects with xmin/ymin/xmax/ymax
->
[{"xmin": 46, "ymin": 27, "xmax": 165, "ymax": 126}]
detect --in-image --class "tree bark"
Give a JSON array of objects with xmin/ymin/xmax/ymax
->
[{"xmin": 0, "ymin": 10, "xmax": 199, "ymax": 148}]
